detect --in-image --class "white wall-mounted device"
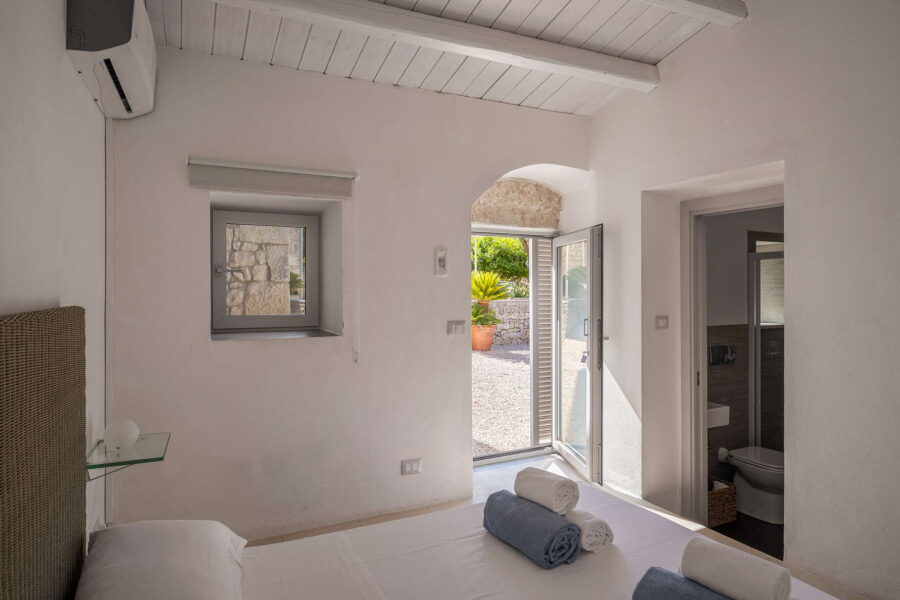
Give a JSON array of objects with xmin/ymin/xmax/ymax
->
[
  {"xmin": 66, "ymin": 0, "xmax": 157, "ymax": 119},
  {"xmin": 434, "ymin": 247, "xmax": 448, "ymax": 277}
]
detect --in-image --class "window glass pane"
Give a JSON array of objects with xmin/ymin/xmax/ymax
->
[
  {"xmin": 759, "ymin": 257, "xmax": 784, "ymax": 325},
  {"xmin": 224, "ymin": 223, "xmax": 306, "ymax": 316},
  {"xmin": 756, "ymin": 240, "xmax": 784, "ymax": 252}
]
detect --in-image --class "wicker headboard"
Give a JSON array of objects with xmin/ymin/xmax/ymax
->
[{"xmin": 0, "ymin": 307, "xmax": 87, "ymax": 600}]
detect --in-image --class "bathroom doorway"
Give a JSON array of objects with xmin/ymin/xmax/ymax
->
[{"xmin": 693, "ymin": 205, "xmax": 785, "ymax": 559}]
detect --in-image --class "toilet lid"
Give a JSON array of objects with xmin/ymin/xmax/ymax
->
[{"xmin": 730, "ymin": 446, "xmax": 784, "ymax": 470}]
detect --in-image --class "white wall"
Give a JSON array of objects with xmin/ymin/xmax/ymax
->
[
  {"xmin": 0, "ymin": 0, "xmax": 106, "ymax": 530},
  {"xmin": 588, "ymin": 1, "xmax": 900, "ymax": 597},
  {"xmin": 706, "ymin": 206, "xmax": 783, "ymax": 325},
  {"xmin": 108, "ymin": 46, "xmax": 588, "ymax": 540},
  {"xmin": 498, "ymin": 163, "xmax": 599, "ymax": 234}
]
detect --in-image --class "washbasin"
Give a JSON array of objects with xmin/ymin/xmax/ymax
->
[{"xmin": 708, "ymin": 403, "xmax": 730, "ymax": 428}]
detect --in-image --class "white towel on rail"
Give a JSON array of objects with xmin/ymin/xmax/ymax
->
[
  {"xmin": 566, "ymin": 509, "xmax": 614, "ymax": 552},
  {"xmin": 681, "ymin": 536, "xmax": 791, "ymax": 600},
  {"xmin": 513, "ymin": 467, "xmax": 579, "ymax": 515}
]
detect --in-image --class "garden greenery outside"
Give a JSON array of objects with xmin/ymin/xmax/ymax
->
[
  {"xmin": 471, "ymin": 235, "xmax": 533, "ymax": 457},
  {"xmin": 470, "ymin": 236, "xmax": 529, "ymax": 298}
]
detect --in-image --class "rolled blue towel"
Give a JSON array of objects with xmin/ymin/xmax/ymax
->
[
  {"xmin": 483, "ymin": 489, "xmax": 581, "ymax": 569},
  {"xmin": 633, "ymin": 567, "xmax": 733, "ymax": 600}
]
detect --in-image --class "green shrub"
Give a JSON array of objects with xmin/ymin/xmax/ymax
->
[
  {"xmin": 471, "ymin": 271, "xmax": 509, "ymax": 302},
  {"xmin": 471, "ymin": 236, "xmax": 528, "ymax": 282},
  {"xmin": 471, "ymin": 303, "xmax": 502, "ymax": 326},
  {"xmin": 289, "ymin": 272, "xmax": 303, "ymax": 294}
]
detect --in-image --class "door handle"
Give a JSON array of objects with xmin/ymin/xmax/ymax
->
[
  {"xmin": 583, "ymin": 319, "xmax": 589, "ymax": 337},
  {"xmin": 213, "ymin": 265, "xmax": 243, "ymax": 277}
]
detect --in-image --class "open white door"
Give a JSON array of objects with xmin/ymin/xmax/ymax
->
[{"xmin": 552, "ymin": 225, "xmax": 603, "ymax": 483}]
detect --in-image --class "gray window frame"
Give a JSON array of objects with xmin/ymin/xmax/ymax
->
[{"xmin": 211, "ymin": 209, "xmax": 319, "ymax": 332}]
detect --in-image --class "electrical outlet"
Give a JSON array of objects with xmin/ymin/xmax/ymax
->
[
  {"xmin": 447, "ymin": 320, "xmax": 465, "ymax": 334},
  {"xmin": 401, "ymin": 458, "xmax": 422, "ymax": 475}
]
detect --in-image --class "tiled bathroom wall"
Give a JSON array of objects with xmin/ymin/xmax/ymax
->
[
  {"xmin": 708, "ymin": 325, "xmax": 749, "ymax": 480},
  {"xmin": 760, "ymin": 326, "xmax": 784, "ymax": 452},
  {"xmin": 707, "ymin": 324, "xmax": 785, "ymax": 479}
]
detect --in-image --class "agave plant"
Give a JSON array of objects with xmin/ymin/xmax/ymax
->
[
  {"xmin": 471, "ymin": 271, "xmax": 508, "ymax": 305},
  {"xmin": 505, "ymin": 280, "xmax": 529, "ymax": 298},
  {"xmin": 471, "ymin": 303, "xmax": 502, "ymax": 327}
]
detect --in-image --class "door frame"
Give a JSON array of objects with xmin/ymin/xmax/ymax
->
[
  {"xmin": 748, "ymin": 249, "xmax": 784, "ymax": 446},
  {"xmin": 471, "ymin": 229, "xmax": 554, "ymax": 462},
  {"xmin": 679, "ymin": 192, "xmax": 784, "ymax": 524},
  {"xmin": 551, "ymin": 225, "xmax": 603, "ymax": 483}
]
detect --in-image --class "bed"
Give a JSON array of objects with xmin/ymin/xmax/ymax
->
[
  {"xmin": 241, "ymin": 482, "xmax": 835, "ymax": 600},
  {"xmin": 0, "ymin": 307, "xmax": 839, "ymax": 600}
]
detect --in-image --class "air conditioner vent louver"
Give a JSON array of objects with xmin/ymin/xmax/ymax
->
[
  {"xmin": 67, "ymin": 0, "xmax": 156, "ymax": 119},
  {"xmin": 103, "ymin": 58, "xmax": 132, "ymax": 114}
]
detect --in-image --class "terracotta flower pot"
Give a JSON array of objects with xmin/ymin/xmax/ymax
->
[{"xmin": 472, "ymin": 324, "xmax": 497, "ymax": 352}]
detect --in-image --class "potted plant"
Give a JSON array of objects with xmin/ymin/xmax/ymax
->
[
  {"xmin": 471, "ymin": 303, "xmax": 502, "ymax": 351},
  {"xmin": 471, "ymin": 271, "xmax": 508, "ymax": 308}
]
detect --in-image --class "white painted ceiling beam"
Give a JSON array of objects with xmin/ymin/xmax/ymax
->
[
  {"xmin": 638, "ymin": 0, "xmax": 747, "ymax": 27},
  {"xmin": 214, "ymin": 0, "xmax": 660, "ymax": 91}
]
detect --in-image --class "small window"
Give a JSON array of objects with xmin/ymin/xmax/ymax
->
[
  {"xmin": 211, "ymin": 210, "xmax": 319, "ymax": 332},
  {"xmin": 747, "ymin": 230, "xmax": 784, "ymax": 253}
]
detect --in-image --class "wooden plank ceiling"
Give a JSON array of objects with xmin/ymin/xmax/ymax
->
[{"xmin": 145, "ymin": 0, "xmax": 710, "ymax": 115}]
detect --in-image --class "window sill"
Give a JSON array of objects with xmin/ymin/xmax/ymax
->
[{"xmin": 211, "ymin": 329, "xmax": 340, "ymax": 341}]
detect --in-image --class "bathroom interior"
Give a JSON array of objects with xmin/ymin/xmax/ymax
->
[{"xmin": 705, "ymin": 206, "xmax": 785, "ymax": 559}]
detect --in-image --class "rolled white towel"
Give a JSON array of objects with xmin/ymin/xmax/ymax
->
[
  {"xmin": 681, "ymin": 536, "xmax": 791, "ymax": 600},
  {"xmin": 513, "ymin": 467, "xmax": 579, "ymax": 515},
  {"xmin": 566, "ymin": 509, "xmax": 614, "ymax": 552}
]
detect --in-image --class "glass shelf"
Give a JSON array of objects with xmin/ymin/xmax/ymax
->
[{"xmin": 86, "ymin": 432, "xmax": 171, "ymax": 469}]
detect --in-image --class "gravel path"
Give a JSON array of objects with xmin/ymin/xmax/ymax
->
[{"xmin": 472, "ymin": 344, "xmax": 531, "ymax": 457}]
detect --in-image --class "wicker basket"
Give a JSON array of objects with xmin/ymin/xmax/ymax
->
[{"xmin": 708, "ymin": 477, "xmax": 737, "ymax": 527}]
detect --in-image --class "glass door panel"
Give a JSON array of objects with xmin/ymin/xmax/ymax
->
[
  {"xmin": 750, "ymin": 251, "xmax": 784, "ymax": 447},
  {"xmin": 553, "ymin": 226, "xmax": 603, "ymax": 483},
  {"xmin": 558, "ymin": 240, "xmax": 589, "ymax": 459}
]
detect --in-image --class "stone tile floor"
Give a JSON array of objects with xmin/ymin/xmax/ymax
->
[{"xmin": 471, "ymin": 344, "xmax": 532, "ymax": 457}]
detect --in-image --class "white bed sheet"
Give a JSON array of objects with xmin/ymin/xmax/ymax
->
[{"xmin": 242, "ymin": 483, "xmax": 835, "ymax": 600}]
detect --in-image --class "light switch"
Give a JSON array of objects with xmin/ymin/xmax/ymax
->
[
  {"xmin": 654, "ymin": 315, "xmax": 669, "ymax": 330},
  {"xmin": 447, "ymin": 320, "xmax": 465, "ymax": 335},
  {"xmin": 434, "ymin": 247, "xmax": 448, "ymax": 277}
]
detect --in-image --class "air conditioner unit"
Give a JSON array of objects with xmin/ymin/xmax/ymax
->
[{"xmin": 66, "ymin": 0, "xmax": 157, "ymax": 119}]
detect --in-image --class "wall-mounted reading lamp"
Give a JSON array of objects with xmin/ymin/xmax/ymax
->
[{"xmin": 86, "ymin": 419, "xmax": 170, "ymax": 481}]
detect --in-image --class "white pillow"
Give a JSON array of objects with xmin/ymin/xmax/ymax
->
[{"xmin": 75, "ymin": 520, "xmax": 247, "ymax": 600}]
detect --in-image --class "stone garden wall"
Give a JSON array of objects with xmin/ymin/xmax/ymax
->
[
  {"xmin": 488, "ymin": 298, "xmax": 529, "ymax": 345},
  {"xmin": 225, "ymin": 224, "xmax": 303, "ymax": 315}
]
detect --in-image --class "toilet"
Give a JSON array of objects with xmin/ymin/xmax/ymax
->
[{"xmin": 718, "ymin": 446, "xmax": 784, "ymax": 524}]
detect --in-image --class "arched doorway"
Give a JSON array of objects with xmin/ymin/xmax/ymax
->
[
  {"xmin": 469, "ymin": 165, "xmax": 604, "ymax": 484},
  {"xmin": 470, "ymin": 178, "xmax": 560, "ymax": 458}
]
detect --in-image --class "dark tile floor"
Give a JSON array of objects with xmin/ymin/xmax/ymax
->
[{"xmin": 713, "ymin": 513, "xmax": 784, "ymax": 559}]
